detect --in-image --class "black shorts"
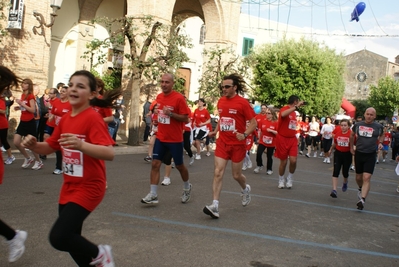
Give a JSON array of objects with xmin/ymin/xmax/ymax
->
[
  {"xmin": 194, "ymin": 129, "xmax": 208, "ymax": 140},
  {"xmin": 355, "ymin": 151, "xmax": 377, "ymax": 174},
  {"xmin": 16, "ymin": 119, "xmax": 37, "ymax": 137}
]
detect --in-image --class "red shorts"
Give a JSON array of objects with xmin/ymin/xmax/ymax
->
[
  {"xmin": 274, "ymin": 134, "xmax": 298, "ymax": 160},
  {"xmin": 215, "ymin": 140, "xmax": 246, "ymax": 163}
]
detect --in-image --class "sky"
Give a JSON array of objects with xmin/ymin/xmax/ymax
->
[{"xmin": 240, "ymin": 0, "xmax": 399, "ymax": 62}]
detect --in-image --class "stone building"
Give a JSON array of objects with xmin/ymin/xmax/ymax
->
[{"xmin": 344, "ymin": 49, "xmax": 399, "ymax": 101}]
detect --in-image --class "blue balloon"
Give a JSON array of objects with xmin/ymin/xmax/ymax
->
[
  {"xmin": 254, "ymin": 105, "xmax": 261, "ymax": 114},
  {"xmin": 350, "ymin": 2, "xmax": 366, "ymax": 22}
]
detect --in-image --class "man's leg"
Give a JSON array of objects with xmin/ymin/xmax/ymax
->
[
  {"xmin": 279, "ymin": 159, "xmax": 288, "ymax": 176},
  {"xmin": 360, "ymin": 173, "xmax": 372, "ymax": 199},
  {"xmin": 212, "ymin": 156, "xmax": 228, "ymax": 200}
]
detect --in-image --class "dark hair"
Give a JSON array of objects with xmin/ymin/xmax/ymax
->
[
  {"xmin": 198, "ymin": 98, "xmax": 206, "ymax": 106},
  {"xmin": 95, "ymin": 77, "xmax": 105, "ymax": 95},
  {"xmin": 69, "ymin": 70, "xmax": 121, "ymax": 108},
  {"xmin": 0, "ymin": 66, "xmax": 20, "ymax": 94},
  {"xmin": 50, "ymin": 88, "xmax": 59, "ymax": 95},
  {"xmin": 288, "ymin": 95, "xmax": 299, "ymax": 105},
  {"xmin": 223, "ymin": 73, "xmax": 247, "ymax": 95},
  {"xmin": 340, "ymin": 119, "xmax": 350, "ymax": 127},
  {"xmin": 56, "ymin": 82, "xmax": 65, "ymax": 89}
]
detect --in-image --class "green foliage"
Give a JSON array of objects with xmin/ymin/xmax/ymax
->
[
  {"xmin": 0, "ymin": 0, "xmax": 9, "ymax": 41},
  {"xmin": 351, "ymin": 99, "xmax": 370, "ymax": 118},
  {"xmin": 249, "ymin": 38, "xmax": 346, "ymax": 117},
  {"xmin": 198, "ymin": 45, "xmax": 252, "ymax": 104},
  {"xmin": 368, "ymin": 76, "xmax": 399, "ymax": 117}
]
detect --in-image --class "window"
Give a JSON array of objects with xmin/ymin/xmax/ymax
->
[
  {"xmin": 242, "ymin": 38, "xmax": 254, "ymax": 56},
  {"xmin": 199, "ymin": 25, "xmax": 206, "ymax": 44}
]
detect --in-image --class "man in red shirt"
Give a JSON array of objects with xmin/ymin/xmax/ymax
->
[
  {"xmin": 203, "ymin": 74, "xmax": 256, "ymax": 219},
  {"xmin": 275, "ymin": 95, "xmax": 305, "ymax": 189},
  {"xmin": 141, "ymin": 73, "xmax": 192, "ymax": 204}
]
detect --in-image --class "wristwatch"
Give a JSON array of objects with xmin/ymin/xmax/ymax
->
[{"xmin": 243, "ymin": 133, "xmax": 248, "ymax": 138}]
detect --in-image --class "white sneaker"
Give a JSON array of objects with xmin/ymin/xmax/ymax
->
[
  {"xmin": 266, "ymin": 170, "xmax": 273, "ymax": 175},
  {"xmin": 195, "ymin": 154, "xmax": 201, "ymax": 160},
  {"xmin": 161, "ymin": 177, "xmax": 171, "ymax": 186},
  {"xmin": 189, "ymin": 156, "xmax": 195, "ymax": 166},
  {"xmin": 326, "ymin": 158, "xmax": 331, "ymax": 164},
  {"xmin": 31, "ymin": 161, "xmax": 43, "ymax": 170},
  {"xmin": 323, "ymin": 158, "xmax": 327, "ymax": 163},
  {"xmin": 313, "ymin": 152, "xmax": 317, "ymax": 158},
  {"xmin": 241, "ymin": 184, "xmax": 251, "ymax": 206},
  {"xmin": 242, "ymin": 164, "xmax": 248, "ymax": 171},
  {"xmin": 299, "ymin": 151, "xmax": 303, "ymax": 155},
  {"xmin": 181, "ymin": 183, "xmax": 192, "ymax": 203},
  {"xmin": 7, "ymin": 230, "xmax": 27, "ymax": 262},
  {"xmin": 206, "ymin": 152, "xmax": 211, "ymax": 157},
  {"xmin": 90, "ymin": 245, "xmax": 114, "ymax": 267},
  {"xmin": 320, "ymin": 152, "xmax": 323, "ymax": 157},
  {"xmin": 53, "ymin": 169, "xmax": 63, "ymax": 175},
  {"xmin": 4, "ymin": 155, "xmax": 15, "ymax": 165},
  {"xmin": 203, "ymin": 203, "xmax": 219, "ymax": 219},
  {"xmin": 383, "ymin": 159, "xmax": 385, "ymax": 163},
  {"xmin": 1, "ymin": 146, "xmax": 5, "ymax": 152},
  {"xmin": 21, "ymin": 157, "xmax": 34, "ymax": 168},
  {"xmin": 278, "ymin": 177, "xmax": 285, "ymax": 189},
  {"xmin": 247, "ymin": 162, "xmax": 252, "ymax": 169},
  {"xmin": 141, "ymin": 192, "xmax": 158, "ymax": 204},
  {"xmin": 253, "ymin": 166, "xmax": 263, "ymax": 173},
  {"xmin": 286, "ymin": 177, "xmax": 293, "ymax": 189}
]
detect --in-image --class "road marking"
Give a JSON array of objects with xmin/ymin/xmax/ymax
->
[{"xmin": 113, "ymin": 212, "xmax": 399, "ymax": 259}]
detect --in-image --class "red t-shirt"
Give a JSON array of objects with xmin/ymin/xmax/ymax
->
[
  {"xmin": 155, "ymin": 91, "xmax": 190, "ymax": 143},
  {"xmin": 245, "ymin": 133, "xmax": 254, "ymax": 151},
  {"xmin": 277, "ymin": 105, "xmax": 297, "ymax": 138},
  {"xmin": 301, "ymin": 121, "xmax": 310, "ymax": 136},
  {"xmin": 52, "ymin": 100, "xmax": 72, "ymax": 126},
  {"xmin": 20, "ymin": 93, "xmax": 35, "ymax": 121},
  {"xmin": 217, "ymin": 94, "xmax": 256, "ymax": 145},
  {"xmin": 46, "ymin": 98, "xmax": 60, "ymax": 127},
  {"xmin": 259, "ymin": 119, "xmax": 278, "ymax": 147},
  {"xmin": 193, "ymin": 108, "xmax": 210, "ymax": 128},
  {"xmin": 46, "ymin": 107, "xmax": 114, "ymax": 212},
  {"xmin": 92, "ymin": 95, "xmax": 113, "ymax": 121},
  {"xmin": 334, "ymin": 128, "xmax": 352, "ymax": 152},
  {"xmin": 383, "ymin": 132, "xmax": 391, "ymax": 145},
  {"xmin": 255, "ymin": 114, "xmax": 265, "ymax": 128},
  {"xmin": 0, "ymin": 99, "xmax": 8, "ymax": 129}
]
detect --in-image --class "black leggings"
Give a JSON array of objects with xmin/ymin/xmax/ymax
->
[
  {"xmin": 0, "ymin": 219, "xmax": 16, "ymax": 240},
  {"xmin": 0, "ymin": 128, "xmax": 10, "ymax": 150},
  {"xmin": 332, "ymin": 150, "xmax": 352, "ymax": 178},
  {"xmin": 256, "ymin": 144, "xmax": 275, "ymax": 170},
  {"xmin": 183, "ymin": 131, "xmax": 193, "ymax": 158},
  {"xmin": 55, "ymin": 150, "xmax": 62, "ymax": 170},
  {"xmin": 49, "ymin": 202, "xmax": 98, "ymax": 267}
]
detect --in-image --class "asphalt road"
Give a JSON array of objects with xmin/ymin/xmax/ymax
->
[{"xmin": 1, "ymin": 145, "xmax": 399, "ymax": 267}]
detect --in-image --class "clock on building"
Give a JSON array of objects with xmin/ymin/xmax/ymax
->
[{"xmin": 356, "ymin": 71, "xmax": 367, "ymax": 82}]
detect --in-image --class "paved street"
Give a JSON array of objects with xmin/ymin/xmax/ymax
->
[{"xmin": 0, "ymin": 144, "xmax": 399, "ymax": 267}]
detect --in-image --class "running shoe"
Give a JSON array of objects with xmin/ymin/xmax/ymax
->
[
  {"xmin": 189, "ymin": 156, "xmax": 195, "ymax": 166},
  {"xmin": 342, "ymin": 182, "xmax": 348, "ymax": 192},
  {"xmin": 161, "ymin": 177, "xmax": 171, "ymax": 186},
  {"xmin": 247, "ymin": 162, "xmax": 252, "ymax": 169},
  {"xmin": 4, "ymin": 155, "xmax": 15, "ymax": 165},
  {"xmin": 181, "ymin": 183, "xmax": 192, "ymax": 203},
  {"xmin": 326, "ymin": 158, "xmax": 331, "ymax": 164},
  {"xmin": 31, "ymin": 161, "xmax": 43, "ymax": 170},
  {"xmin": 320, "ymin": 152, "xmax": 323, "ymax": 157},
  {"xmin": 266, "ymin": 170, "xmax": 273, "ymax": 175},
  {"xmin": 357, "ymin": 190, "xmax": 362, "ymax": 200},
  {"xmin": 356, "ymin": 199, "xmax": 365, "ymax": 210},
  {"xmin": 141, "ymin": 193, "xmax": 158, "ymax": 204},
  {"xmin": 313, "ymin": 152, "xmax": 317, "ymax": 158},
  {"xmin": 278, "ymin": 177, "xmax": 285, "ymax": 189},
  {"xmin": 7, "ymin": 230, "xmax": 27, "ymax": 263},
  {"xmin": 350, "ymin": 165, "xmax": 355, "ymax": 171},
  {"xmin": 195, "ymin": 154, "xmax": 201, "ymax": 160},
  {"xmin": 330, "ymin": 190, "xmax": 337, "ymax": 198},
  {"xmin": 52, "ymin": 169, "xmax": 63, "ymax": 175},
  {"xmin": 286, "ymin": 177, "xmax": 293, "ymax": 189},
  {"xmin": 299, "ymin": 151, "xmax": 303, "ymax": 155},
  {"xmin": 253, "ymin": 166, "xmax": 262, "ymax": 173},
  {"xmin": 305, "ymin": 153, "xmax": 310, "ymax": 158},
  {"xmin": 206, "ymin": 152, "xmax": 211, "ymax": 157},
  {"xmin": 171, "ymin": 162, "xmax": 175, "ymax": 168},
  {"xmin": 90, "ymin": 244, "xmax": 114, "ymax": 267},
  {"xmin": 144, "ymin": 155, "xmax": 152, "ymax": 162},
  {"xmin": 203, "ymin": 204, "xmax": 219, "ymax": 219},
  {"xmin": 242, "ymin": 164, "xmax": 248, "ymax": 171},
  {"xmin": 21, "ymin": 157, "xmax": 34, "ymax": 168},
  {"xmin": 323, "ymin": 158, "xmax": 327, "ymax": 163},
  {"xmin": 241, "ymin": 184, "xmax": 251, "ymax": 206}
]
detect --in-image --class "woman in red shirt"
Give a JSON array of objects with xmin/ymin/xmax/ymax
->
[
  {"xmin": 327, "ymin": 119, "xmax": 352, "ymax": 198},
  {"xmin": 22, "ymin": 70, "xmax": 120, "ymax": 267},
  {"xmin": 13, "ymin": 78, "xmax": 43, "ymax": 170}
]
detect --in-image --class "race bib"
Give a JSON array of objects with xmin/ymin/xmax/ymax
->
[
  {"xmin": 288, "ymin": 120, "xmax": 297, "ymax": 130},
  {"xmin": 337, "ymin": 137, "xmax": 349, "ymax": 147},
  {"xmin": 263, "ymin": 136, "xmax": 273, "ymax": 144},
  {"xmin": 358, "ymin": 126, "xmax": 373, "ymax": 137},
  {"xmin": 158, "ymin": 110, "xmax": 170, "ymax": 124},
  {"xmin": 62, "ymin": 148, "xmax": 84, "ymax": 177},
  {"xmin": 220, "ymin": 117, "xmax": 236, "ymax": 132},
  {"xmin": 324, "ymin": 132, "xmax": 332, "ymax": 139}
]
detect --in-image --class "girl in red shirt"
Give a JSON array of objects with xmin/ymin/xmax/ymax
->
[
  {"xmin": 21, "ymin": 70, "xmax": 120, "ymax": 267},
  {"xmin": 13, "ymin": 78, "xmax": 43, "ymax": 170},
  {"xmin": 327, "ymin": 119, "xmax": 352, "ymax": 198}
]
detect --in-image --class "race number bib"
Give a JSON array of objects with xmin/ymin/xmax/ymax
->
[
  {"xmin": 358, "ymin": 126, "xmax": 373, "ymax": 137},
  {"xmin": 220, "ymin": 117, "xmax": 236, "ymax": 132},
  {"xmin": 62, "ymin": 148, "xmax": 84, "ymax": 177},
  {"xmin": 337, "ymin": 137, "xmax": 349, "ymax": 147},
  {"xmin": 324, "ymin": 132, "xmax": 332, "ymax": 139},
  {"xmin": 288, "ymin": 120, "xmax": 297, "ymax": 130},
  {"xmin": 158, "ymin": 110, "xmax": 170, "ymax": 124},
  {"xmin": 263, "ymin": 136, "xmax": 273, "ymax": 144}
]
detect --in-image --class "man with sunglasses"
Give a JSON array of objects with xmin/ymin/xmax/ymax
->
[
  {"xmin": 275, "ymin": 95, "xmax": 305, "ymax": 189},
  {"xmin": 203, "ymin": 74, "xmax": 256, "ymax": 219}
]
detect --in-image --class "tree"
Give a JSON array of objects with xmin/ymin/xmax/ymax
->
[
  {"xmin": 0, "ymin": 0, "xmax": 9, "ymax": 42},
  {"xmin": 368, "ymin": 76, "xmax": 399, "ymax": 118},
  {"xmin": 351, "ymin": 99, "xmax": 370, "ymax": 118},
  {"xmin": 249, "ymin": 38, "xmax": 346, "ymax": 117},
  {"xmin": 82, "ymin": 16, "xmax": 192, "ymax": 145},
  {"xmin": 197, "ymin": 45, "xmax": 251, "ymax": 105}
]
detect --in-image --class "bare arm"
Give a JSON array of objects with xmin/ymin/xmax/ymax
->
[
  {"xmin": 103, "ymin": 115, "xmax": 114, "ymax": 124},
  {"xmin": 21, "ymin": 135, "xmax": 56, "ymax": 155}
]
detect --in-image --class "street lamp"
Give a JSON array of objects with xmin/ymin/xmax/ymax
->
[{"xmin": 32, "ymin": 0, "xmax": 63, "ymax": 36}]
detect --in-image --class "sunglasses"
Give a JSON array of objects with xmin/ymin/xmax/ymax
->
[{"xmin": 220, "ymin": 85, "xmax": 234, "ymax": 89}]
